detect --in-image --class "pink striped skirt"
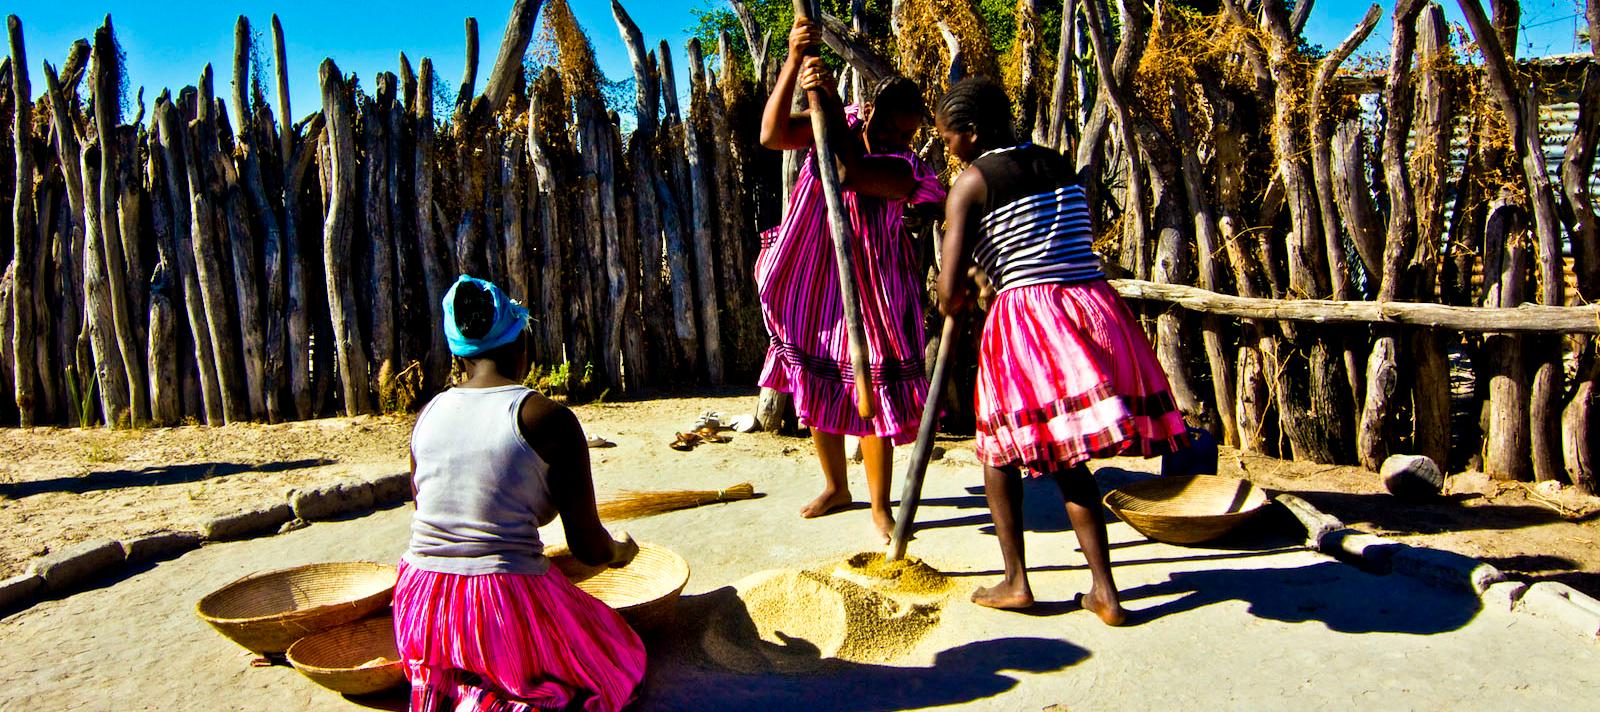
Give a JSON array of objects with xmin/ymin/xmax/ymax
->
[
  {"xmin": 392, "ymin": 560, "xmax": 646, "ymax": 712},
  {"xmin": 976, "ymin": 281, "xmax": 1190, "ymax": 475}
]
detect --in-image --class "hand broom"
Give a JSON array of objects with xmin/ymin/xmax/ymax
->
[{"xmin": 596, "ymin": 482, "xmax": 759, "ymax": 521}]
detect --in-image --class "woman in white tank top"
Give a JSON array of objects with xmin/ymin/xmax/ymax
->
[{"xmin": 393, "ymin": 275, "xmax": 646, "ymax": 712}]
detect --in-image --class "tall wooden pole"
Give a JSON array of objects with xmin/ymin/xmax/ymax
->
[
  {"xmin": 792, "ymin": 0, "xmax": 875, "ymax": 418},
  {"xmin": 7, "ymin": 16, "xmax": 35, "ymax": 426}
]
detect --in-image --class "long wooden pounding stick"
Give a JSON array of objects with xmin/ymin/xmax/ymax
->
[
  {"xmin": 792, "ymin": 0, "xmax": 876, "ymax": 419},
  {"xmin": 887, "ymin": 315, "xmax": 960, "ymax": 561}
]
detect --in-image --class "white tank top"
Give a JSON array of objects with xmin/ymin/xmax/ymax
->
[{"xmin": 404, "ymin": 385, "xmax": 557, "ymax": 576}]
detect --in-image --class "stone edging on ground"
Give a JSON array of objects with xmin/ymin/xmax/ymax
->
[
  {"xmin": 0, "ymin": 472, "xmax": 411, "ymax": 616},
  {"xmin": 1274, "ymin": 493, "xmax": 1600, "ymax": 640}
]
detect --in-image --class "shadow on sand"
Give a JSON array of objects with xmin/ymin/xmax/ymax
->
[
  {"xmin": 641, "ymin": 585, "xmax": 1090, "ymax": 710},
  {"xmin": 0, "ymin": 459, "xmax": 335, "ymax": 498}
]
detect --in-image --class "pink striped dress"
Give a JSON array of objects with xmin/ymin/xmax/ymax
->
[
  {"xmin": 756, "ymin": 107, "xmax": 947, "ymax": 444},
  {"xmin": 968, "ymin": 144, "xmax": 1189, "ymax": 474},
  {"xmin": 396, "ymin": 386, "xmax": 645, "ymax": 712}
]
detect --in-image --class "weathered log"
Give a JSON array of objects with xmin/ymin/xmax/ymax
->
[
  {"xmin": 414, "ymin": 58, "xmax": 450, "ymax": 393},
  {"xmin": 271, "ymin": 15, "xmax": 314, "ymax": 420},
  {"xmin": 455, "ymin": 17, "xmax": 479, "ymax": 124},
  {"xmin": 1310, "ymin": 4, "xmax": 1380, "ymax": 413},
  {"xmin": 319, "ymin": 60, "xmax": 372, "ymax": 415},
  {"xmin": 1561, "ymin": 2, "xmax": 1600, "ymax": 494},
  {"xmin": 607, "ymin": 110, "xmax": 646, "ymax": 389},
  {"xmin": 1356, "ymin": 0, "xmax": 1425, "ymax": 471},
  {"xmin": 79, "ymin": 148, "xmax": 131, "ymax": 425},
  {"xmin": 480, "ymin": 0, "xmax": 543, "ymax": 115},
  {"xmin": 1459, "ymin": 0, "xmax": 1566, "ymax": 482},
  {"xmin": 1081, "ymin": 0, "xmax": 1149, "ymax": 277},
  {"xmin": 1408, "ymin": 4, "xmax": 1456, "ymax": 468},
  {"xmin": 231, "ymin": 16, "xmax": 287, "ymax": 422},
  {"xmin": 215, "ymin": 140, "xmax": 268, "ymax": 420},
  {"xmin": 153, "ymin": 94, "xmax": 222, "ymax": 425},
  {"xmin": 1012, "ymin": 0, "xmax": 1045, "ymax": 142},
  {"xmin": 729, "ymin": 1, "xmax": 772, "ymax": 92},
  {"xmin": 143, "ymin": 110, "xmax": 182, "ymax": 427},
  {"xmin": 1480, "ymin": 195, "xmax": 1530, "ymax": 480},
  {"xmin": 528, "ymin": 69, "xmax": 569, "ymax": 373},
  {"xmin": 8, "ymin": 16, "xmax": 35, "ymax": 426},
  {"xmin": 1329, "ymin": 120, "xmax": 1383, "ymax": 289},
  {"xmin": 1171, "ymin": 82, "xmax": 1237, "ymax": 447},
  {"xmin": 1046, "ymin": 0, "xmax": 1078, "ymax": 152},
  {"xmin": 1110, "ymin": 279, "xmax": 1600, "ymax": 334},
  {"xmin": 657, "ymin": 44, "xmax": 701, "ymax": 375},
  {"xmin": 501, "ymin": 132, "xmax": 529, "ymax": 304},
  {"xmin": 817, "ymin": 11, "xmax": 894, "ymax": 91},
  {"xmin": 709, "ymin": 55, "xmax": 758, "ymax": 377},
  {"xmin": 90, "ymin": 19, "xmax": 150, "ymax": 426},
  {"xmin": 612, "ymin": 0, "xmax": 672, "ymax": 377},
  {"xmin": 363, "ymin": 78, "xmax": 398, "ymax": 399}
]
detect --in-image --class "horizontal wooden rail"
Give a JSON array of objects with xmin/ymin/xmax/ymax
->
[{"xmin": 1110, "ymin": 279, "xmax": 1600, "ymax": 334}]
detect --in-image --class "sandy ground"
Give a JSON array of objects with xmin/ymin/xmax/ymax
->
[
  {"xmin": 1, "ymin": 392, "xmax": 1598, "ymax": 710},
  {"xmin": 1, "ymin": 391, "xmax": 1595, "ymax": 595},
  {"xmin": 0, "ymin": 416, "xmax": 413, "ymax": 580}
]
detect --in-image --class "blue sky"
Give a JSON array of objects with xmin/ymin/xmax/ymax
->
[{"xmin": 5, "ymin": 1, "xmax": 1588, "ymax": 126}]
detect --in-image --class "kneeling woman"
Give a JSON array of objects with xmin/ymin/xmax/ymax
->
[{"xmin": 396, "ymin": 276, "xmax": 645, "ymax": 711}]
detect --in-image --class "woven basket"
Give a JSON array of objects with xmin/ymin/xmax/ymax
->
[
  {"xmin": 196, "ymin": 562, "xmax": 398, "ymax": 654},
  {"xmin": 550, "ymin": 543, "xmax": 689, "ymax": 632},
  {"xmin": 286, "ymin": 614, "xmax": 406, "ymax": 696},
  {"xmin": 1104, "ymin": 475, "xmax": 1270, "ymax": 545}
]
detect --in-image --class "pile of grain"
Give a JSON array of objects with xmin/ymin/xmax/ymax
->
[
  {"xmin": 700, "ymin": 559, "xmax": 951, "ymax": 674},
  {"xmin": 839, "ymin": 552, "xmax": 954, "ymax": 596}
]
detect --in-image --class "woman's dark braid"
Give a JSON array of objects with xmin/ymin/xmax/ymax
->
[{"xmin": 937, "ymin": 76, "xmax": 1015, "ymax": 146}]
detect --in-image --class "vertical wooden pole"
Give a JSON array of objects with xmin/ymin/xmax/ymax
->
[
  {"xmin": 364, "ymin": 76, "xmax": 398, "ymax": 401},
  {"xmin": 320, "ymin": 60, "xmax": 372, "ymax": 415},
  {"xmin": 657, "ymin": 43, "xmax": 702, "ymax": 375},
  {"xmin": 92, "ymin": 19, "xmax": 150, "ymax": 426},
  {"xmin": 8, "ymin": 16, "xmax": 35, "ymax": 426},
  {"xmin": 414, "ymin": 58, "xmax": 451, "ymax": 393},
  {"xmin": 685, "ymin": 39, "xmax": 724, "ymax": 384},
  {"xmin": 789, "ymin": 0, "xmax": 872, "ymax": 415}
]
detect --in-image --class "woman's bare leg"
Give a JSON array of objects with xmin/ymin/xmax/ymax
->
[
  {"xmin": 972, "ymin": 463, "xmax": 1035, "ymax": 609},
  {"xmin": 801, "ymin": 431, "xmax": 853, "ymax": 517},
  {"xmin": 1053, "ymin": 465, "xmax": 1127, "ymax": 625},
  {"xmin": 860, "ymin": 435, "xmax": 896, "ymax": 543}
]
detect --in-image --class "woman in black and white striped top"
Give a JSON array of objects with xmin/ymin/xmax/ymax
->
[{"xmin": 936, "ymin": 77, "xmax": 1190, "ymax": 625}]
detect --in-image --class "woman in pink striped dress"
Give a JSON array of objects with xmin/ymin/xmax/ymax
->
[
  {"xmin": 935, "ymin": 78, "xmax": 1189, "ymax": 625},
  {"xmin": 395, "ymin": 276, "xmax": 645, "ymax": 711},
  {"xmin": 757, "ymin": 17, "xmax": 946, "ymax": 543}
]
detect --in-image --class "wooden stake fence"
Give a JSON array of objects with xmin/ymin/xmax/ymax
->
[{"xmin": 0, "ymin": 1, "xmax": 1596, "ymax": 494}]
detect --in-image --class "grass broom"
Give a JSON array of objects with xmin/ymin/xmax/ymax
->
[{"xmin": 596, "ymin": 483, "xmax": 759, "ymax": 521}]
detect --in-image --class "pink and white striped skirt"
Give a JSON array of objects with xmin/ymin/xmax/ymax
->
[
  {"xmin": 975, "ymin": 281, "xmax": 1190, "ymax": 475},
  {"xmin": 393, "ymin": 560, "xmax": 646, "ymax": 712}
]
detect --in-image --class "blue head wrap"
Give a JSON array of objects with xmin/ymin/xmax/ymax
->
[{"xmin": 442, "ymin": 275, "xmax": 529, "ymax": 358}]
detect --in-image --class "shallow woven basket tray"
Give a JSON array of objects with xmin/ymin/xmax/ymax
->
[
  {"xmin": 1104, "ymin": 475, "xmax": 1270, "ymax": 545},
  {"xmin": 550, "ymin": 543, "xmax": 690, "ymax": 632},
  {"xmin": 286, "ymin": 614, "xmax": 406, "ymax": 696},
  {"xmin": 196, "ymin": 562, "xmax": 398, "ymax": 654}
]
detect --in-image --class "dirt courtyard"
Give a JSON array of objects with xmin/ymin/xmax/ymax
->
[
  {"xmin": 2, "ymin": 390, "xmax": 1598, "ymax": 710},
  {"xmin": 1, "ymin": 390, "xmax": 1595, "ymax": 596}
]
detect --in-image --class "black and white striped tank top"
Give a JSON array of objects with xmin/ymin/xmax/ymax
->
[{"xmin": 970, "ymin": 144, "xmax": 1104, "ymax": 292}]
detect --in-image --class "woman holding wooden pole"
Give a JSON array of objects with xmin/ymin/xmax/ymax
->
[{"xmin": 756, "ymin": 14, "xmax": 944, "ymax": 544}]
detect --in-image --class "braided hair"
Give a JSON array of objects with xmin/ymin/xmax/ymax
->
[
  {"xmin": 867, "ymin": 74, "xmax": 926, "ymax": 118},
  {"xmin": 937, "ymin": 76, "xmax": 1014, "ymax": 147}
]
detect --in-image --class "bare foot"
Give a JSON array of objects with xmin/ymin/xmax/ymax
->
[
  {"xmin": 800, "ymin": 488, "xmax": 852, "ymax": 518},
  {"xmin": 1078, "ymin": 586, "xmax": 1128, "ymax": 626},
  {"xmin": 971, "ymin": 580, "xmax": 1034, "ymax": 610},
  {"xmin": 871, "ymin": 508, "xmax": 895, "ymax": 545}
]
